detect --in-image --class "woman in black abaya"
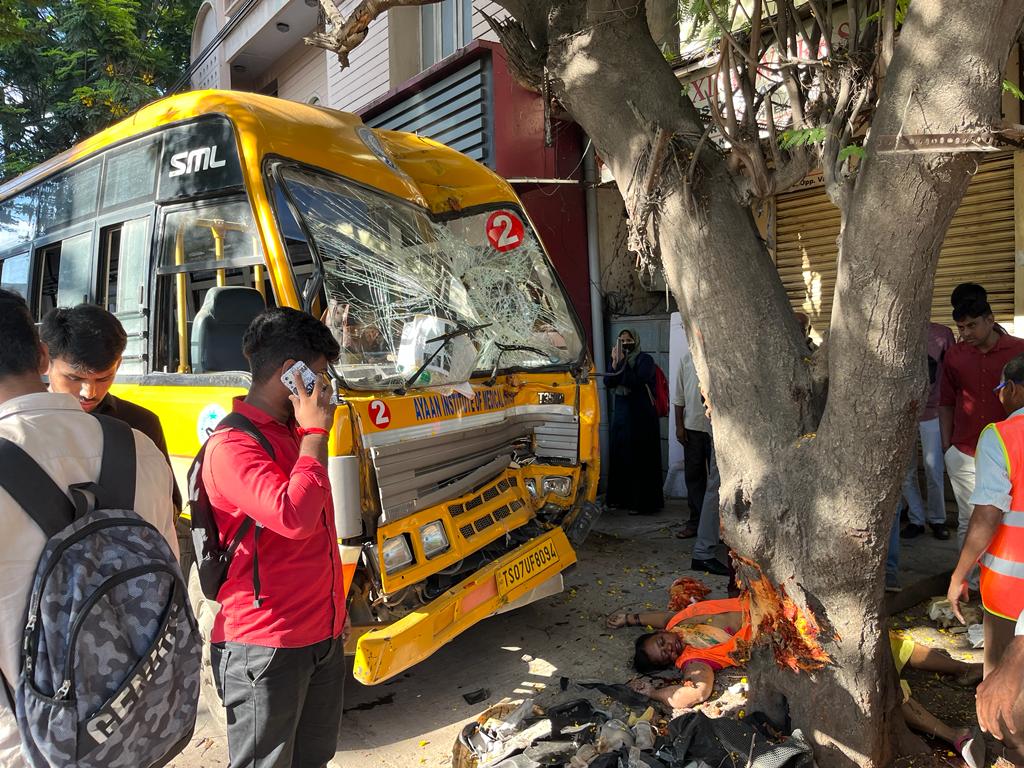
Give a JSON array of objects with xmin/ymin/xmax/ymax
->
[{"xmin": 605, "ymin": 329, "xmax": 664, "ymax": 515}]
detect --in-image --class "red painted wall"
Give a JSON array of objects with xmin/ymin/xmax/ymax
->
[{"xmin": 489, "ymin": 44, "xmax": 592, "ymax": 349}]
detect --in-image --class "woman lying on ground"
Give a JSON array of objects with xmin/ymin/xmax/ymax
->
[{"xmin": 607, "ymin": 599, "xmax": 985, "ymax": 766}]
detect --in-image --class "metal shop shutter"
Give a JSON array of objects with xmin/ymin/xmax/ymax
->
[{"xmin": 774, "ymin": 153, "xmax": 1015, "ymax": 334}]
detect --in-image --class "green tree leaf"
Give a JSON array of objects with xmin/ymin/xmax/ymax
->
[
  {"xmin": 779, "ymin": 127, "xmax": 828, "ymax": 150},
  {"xmin": 838, "ymin": 145, "xmax": 866, "ymax": 162},
  {"xmin": 0, "ymin": 0, "xmax": 200, "ymax": 179}
]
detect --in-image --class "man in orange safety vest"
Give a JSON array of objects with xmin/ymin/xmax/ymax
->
[{"xmin": 949, "ymin": 352, "xmax": 1024, "ymax": 759}]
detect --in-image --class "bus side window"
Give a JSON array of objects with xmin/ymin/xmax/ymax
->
[
  {"xmin": 0, "ymin": 252, "xmax": 30, "ymax": 299},
  {"xmin": 99, "ymin": 218, "xmax": 150, "ymax": 375},
  {"xmin": 153, "ymin": 198, "xmax": 274, "ymax": 374},
  {"xmin": 33, "ymin": 231, "xmax": 94, "ymax": 320}
]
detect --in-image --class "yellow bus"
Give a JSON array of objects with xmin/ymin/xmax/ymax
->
[{"xmin": 0, "ymin": 90, "xmax": 601, "ymax": 687}]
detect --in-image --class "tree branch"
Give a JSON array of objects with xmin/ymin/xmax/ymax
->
[
  {"xmin": 704, "ymin": 0, "xmax": 760, "ymax": 69},
  {"xmin": 304, "ymin": 0, "xmax": 436, "ymax": 67},
  {"xmin": 879, "ymin": 0, "xmax": 896, "ymax": 76},
  {"xmin": 484, "ymin": 11, "xmax": 546, "ymax": 92}
]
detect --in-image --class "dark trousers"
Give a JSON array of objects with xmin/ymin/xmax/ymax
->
[
  {"xmin": 212, "ymin": 638, "xmax": 345, "ymax": 768},
  {"xmin": 683, "ymin": 429, "xmax": 713, "ymax": 523}
]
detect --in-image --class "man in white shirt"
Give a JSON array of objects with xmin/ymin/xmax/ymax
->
[
  {"xmin": 673, "ymin": 348, "xmax": 726, "ymax": 575},
  {"xmin": 0, "ymin": 289, "xmax": 178, "ymax": 768},
  {"xmin": 948, "ymin": 353, "xmax": 1024, "ymax": 762}
]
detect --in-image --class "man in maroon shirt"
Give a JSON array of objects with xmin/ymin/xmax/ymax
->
[
  {"xmin": 203, "ymin": 307, "xmax": 344, "ymax": 768},
  {"xmin": 940, "ymin": 296, "xmax": 1024, "ymax": 578}
]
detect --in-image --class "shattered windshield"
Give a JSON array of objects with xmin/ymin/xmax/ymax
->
[{"xmin": 275, "ymin": 165, "xmax": 584, "ymax": 390}]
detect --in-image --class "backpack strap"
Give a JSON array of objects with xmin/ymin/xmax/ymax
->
[
  {"xmin": 66, "ymin": 415, "xmax": 138, "ymax": 516},
  {"xmin": 217, "ymin": 412, "xmax": 275, "ymax": 459},
  {"xmin": 96, "ymin": 414, "xmax": 137, "ymax": 509},
  {"xmin": 210, "ymin": 411, "xmax": 275, "ymax": 608},
  {"xmin": 0, "ymin": 438, "xmax": 75, "ymax": 537},
  {"xmin": 252, "ymin": 526, "xmax": 264, "ymax": 608}
]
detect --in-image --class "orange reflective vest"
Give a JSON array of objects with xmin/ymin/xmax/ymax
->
[
  {"xmin": 666, "ymin": 596, "xmax": 752, "ymax": 670},
  {"xmin": 979, "ymin": 417, "xmax": 1024, "ymax": 621}
]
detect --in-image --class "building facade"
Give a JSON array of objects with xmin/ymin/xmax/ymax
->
[{"xmin": 189, "ymin": 0, "xmax": 601, "ymax": 349}]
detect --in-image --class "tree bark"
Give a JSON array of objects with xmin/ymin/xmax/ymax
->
[
  {"xmin": 497, "ymin": 1, "xmax": 1024, "ymax": 765},
  {"xmin": 304, "ymin": 0, "xmax": 1024, "ymax": 762}
]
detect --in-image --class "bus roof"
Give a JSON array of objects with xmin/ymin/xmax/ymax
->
[{"xmin": 0, "ymin": 89, "xmax": 517, "ymax": 214}]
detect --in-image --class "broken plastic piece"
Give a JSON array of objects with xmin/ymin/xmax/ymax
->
[
  {"xmin": 569, "ymin": 744, "xmax": 598, "ymax": 768},
  {"xmin": 596, "ymin": 719, "xmax": 634, "ymax": 753},
  {"xmin": 496, "ymin": 698, "xmax": 536, "ymax": 738},
  {"xmin": 967, "ymin": 623, "xmax": 985, "ymax": 648},
  {"xmin": 632, "ymin": 720, "xmax": 655, "ymax": 750}
]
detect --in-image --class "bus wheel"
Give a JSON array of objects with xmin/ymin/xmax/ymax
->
[{"xmin": 187, "ymin": 563, "xmax": 227, "ymax": 736}]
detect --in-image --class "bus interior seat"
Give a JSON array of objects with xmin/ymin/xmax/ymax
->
[{"xmin": 190, "ymin": 286, "xmax": 266, "ymax": 373}]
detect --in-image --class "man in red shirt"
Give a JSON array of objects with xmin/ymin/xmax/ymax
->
[
  {"xmin": 940, "ymin": 296, "xmax": 1024, "ymax": 584},
  {"xmin": 202, "ymin": 307, "xmax": 344, "ymax": 768}
]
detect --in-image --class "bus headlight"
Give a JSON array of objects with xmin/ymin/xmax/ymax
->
[
  {"xmin": 525, "ymin": 478, "xmax": 538, "ymax": 497},
  {"xmin": 542, "ymin": 476, "xmax": 572, "ymax": 497},
  {"xmin": 382, "ymin": 535, "xmax": 414, "ymax": 573},
  {"xmin": 420, "ymin": 520, "xmax": 450, "ymax": 559}
]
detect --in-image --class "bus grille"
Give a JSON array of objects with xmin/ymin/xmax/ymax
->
[{"xmin": 368, "ymin": 407, "xmax": 578, "ymax": 524}]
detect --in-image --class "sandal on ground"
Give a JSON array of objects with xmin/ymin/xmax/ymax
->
[{"xmin": 955, "ymin": 727, "xmax": 985, "ymax": 768}]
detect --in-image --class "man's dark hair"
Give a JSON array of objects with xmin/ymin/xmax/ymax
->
[
  {"xmin": 952, "ymin": 298, "xmax": 993, "ymax": 323},
  {"xmin": 633, "ymin": 633, "xmax": 660, "ymax": 674},
  {"xmin": 243, "ymin": 307, "xmax": 341, "ymax": 383},
  {"xmin": 0, "ymin": 289, "xmax": 42, "ymax": 377},
  {"xmin": 1004, "ymin": 354, "xmax": 1024, "ymax": 386},
  {"xmin": 41, "ymin": 305, "xmax": 127, "ymax": 371},
  {"xmin": 951, "ymin": 283, "xmax": 987, "ymax": 308}
]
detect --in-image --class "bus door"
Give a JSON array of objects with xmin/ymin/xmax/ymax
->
[{"xmin": 122, "ymin": 194, "xmax": 274, "ymax": 494}]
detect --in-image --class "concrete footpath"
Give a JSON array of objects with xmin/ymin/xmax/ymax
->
[{"xmin": 168, "ymin": 500, "xmax": 958, "ymax": 767}]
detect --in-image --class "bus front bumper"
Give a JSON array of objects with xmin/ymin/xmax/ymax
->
[{"xmin": 352, "ymin": 527, "xmax": 577, "ymax": 685}]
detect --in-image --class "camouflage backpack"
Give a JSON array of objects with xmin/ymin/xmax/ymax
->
[{"xmin": 0, "ymin": 415, "xmax": 200, "ymax": 768}]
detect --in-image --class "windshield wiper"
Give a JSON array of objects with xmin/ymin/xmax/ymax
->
[
  {"xmin": 396, "ymin": 322, "xmax": 492, "ymax": 394},
  {"xmin": 484, "ymin": 342, "xmax": 560, "ymax": 386}
]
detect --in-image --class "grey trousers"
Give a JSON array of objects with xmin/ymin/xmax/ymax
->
[
  {"xmin": 692, "ymin": 442, "xmax": 721, "ymax": 561},
  {"xmin": 212, "ymin": 637, "xmax": 345, "ymax": 768}
]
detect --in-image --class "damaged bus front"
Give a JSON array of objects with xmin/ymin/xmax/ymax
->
[
  {"xmin": 0, "ymin": 90, "xmax": 600, "ymax": 690},
  {"xmin": 226, "ymin": 102, "xmax": 601, "ymax": 685},
  {"xmin": 273, "ymin": 154, "xmax": 602, "ymax": 684}
]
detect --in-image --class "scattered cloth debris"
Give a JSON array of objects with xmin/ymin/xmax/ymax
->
[
  {"xmin": 453, "ymin": 695, "xmax": 814, "ymax": 768},
  {"xmin": 662, "ymin": 712, "xmax": 814, "ymax": 768},
  {"xmin": 927, "ymin": 597, "xmax": 982, "ymax": 628}
]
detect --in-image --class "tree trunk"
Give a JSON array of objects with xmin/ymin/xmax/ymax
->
[{"xmin": 502, "ymin": 1, "xmax": 1024, "ymax": 765}]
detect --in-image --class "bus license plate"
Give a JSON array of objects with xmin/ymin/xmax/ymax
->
[{"xmin": 496, "ymin": 540, "xmax": 560, "ymax": 595}]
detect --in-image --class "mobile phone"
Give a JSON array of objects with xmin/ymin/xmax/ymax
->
[{"xmin": 282, "ymin": 360, "xmax": 318, "ymax": 397}]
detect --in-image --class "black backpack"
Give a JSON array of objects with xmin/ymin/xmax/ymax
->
[{"xmin": 187, "ymin": 412, "xmax": 273, "ymax": 605}]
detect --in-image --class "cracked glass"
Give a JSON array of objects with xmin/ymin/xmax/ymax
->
[{"xmin": 275, "ymin": 165, "xmax": 584, "ymax": 390}]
